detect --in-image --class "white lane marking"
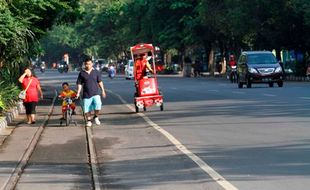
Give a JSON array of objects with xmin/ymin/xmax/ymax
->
[
  {"xmin": 263, "ymin": 93, "xmax": 276, "ymax": 97},
  {"xmin": 208, "ymin": 90, "xmax": 219, "ymax": 92},
  {"xmin": 107, "ymin": 90, "xmax": 239, "ymax": 190},
  {"xmin": 232, "ymin": 91, "xmax": 245, "ymax": 94},
  {"xmin": 299, "ymin": 97, "xmax": 310, "ymax": 100}
]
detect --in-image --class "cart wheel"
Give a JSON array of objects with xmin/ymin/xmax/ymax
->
[
  {"xmin": 135, "ymin": 105, "xmax": 139, "ymax": 113},
  {"xmin": 160, "ymin": 103, "xmax": 164, "ymax": 111},
  {"xmin": 143, "ymin": 106, "xmax": 146, "ymax": 111}
]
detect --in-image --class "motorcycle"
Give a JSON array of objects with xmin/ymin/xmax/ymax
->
[
  {"xmin": 229, "ymin": 65, "xmax": 237, "ymax": 83},
  {"xmin": 108, "ymin": 66, "xmax": 115, "ymax": 79},
  {"xmin": 57, "ymin": 63, "xmax": 69, "ymax": 73},
  {"xmin": 40, "ymin": 64, "xmax": 45, "ymax": 73}
]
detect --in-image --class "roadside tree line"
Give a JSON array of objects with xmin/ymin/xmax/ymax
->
[
  {"xmin": 42, "ymin": 0, "xmax": 310, "ymax": 74},
  {"xmin": 0, "ymin": 0, "xmax": 79, "ymax": 114}
]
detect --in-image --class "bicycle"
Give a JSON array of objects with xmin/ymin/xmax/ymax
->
[{"xmin": 59, "ymin": 97, "xmax": 77, "ymax": 126}]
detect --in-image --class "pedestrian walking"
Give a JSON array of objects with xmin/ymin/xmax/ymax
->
[
  {"xmin": 18, "ymin": 67, "xmax": 43, "ymax": 124},
  {"xmin": 76, "ymin": 58, "xmax": 106, "ymax": 127}
]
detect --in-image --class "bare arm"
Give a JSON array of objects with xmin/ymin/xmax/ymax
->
[
  {"xmin": 146, "ymin": 61, "xmax": 153, "ymax": 73},
  {"xmin": 37, "ymin": 84, "xmax": 43, "ymax": 99},
  {"xmin": 98, "ymin": 81, "xmax": 106, "ymax": 98},
  {"xmin": 18, "ymin": 69, "xmax": 30, "ymax": 83},
  {"xmin": 76, "ymin": 84, "xmax": 82, "ymax": 98}
]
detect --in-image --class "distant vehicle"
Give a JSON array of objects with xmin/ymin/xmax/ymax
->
[
  {"xmin": 95, "ymin": 59, "xmax": 108, "ymax": 72},
  {"xmin": 40, "ymin": 62, "xmax": 46, "ymax": 73},
  {"xmin": 57, "ymin": 61, "xmax": 69, "ymax": 73},
  {"xmin": 237, "ymin": 51, "xmax": 284, "ymax": 88},
  {"xmin": 125, "ymin": 60, "xmax": 134, "ymax": 80},
  {"xmin": 108, "ymin": 65, "xmax": 116, "ymax": 79}
]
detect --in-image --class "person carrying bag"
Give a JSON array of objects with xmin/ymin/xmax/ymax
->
[
  {"xmin": 18, "ymin": 68, "xmax": 43, "ymax": 124},
  {"xmin": 19, "ymin": 78, "xmax": 32, "ymax": 100}
]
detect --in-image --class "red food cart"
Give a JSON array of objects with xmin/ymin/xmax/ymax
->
[{"xmin": 130, "ymin": 43, "xmax": 164, "ymax": 112}]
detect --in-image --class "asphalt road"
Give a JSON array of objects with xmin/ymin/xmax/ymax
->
[
  {"xmin": 102, "ymin": 72, "xmax": 310, "ymax": 190},
  {"xmin": 8, "ymin": 69, "xmax": 310, "ymax": 189}
]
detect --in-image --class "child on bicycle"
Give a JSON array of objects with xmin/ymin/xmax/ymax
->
[{"xmin": 59, "ymin": 82, "xmax": 77, "ymax": 120}]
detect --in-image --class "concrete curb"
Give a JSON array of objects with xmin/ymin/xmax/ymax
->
[
  {"xmin": 0, "ymin": 101, "xmax": 25, "ymax": 147},
  {"xmin": 0, "ymin": 101, "xmax": 24, "ymax": 131},
  {"xmin": 0, "ymin": 84, "xmax": 55, "ymax": 134}
]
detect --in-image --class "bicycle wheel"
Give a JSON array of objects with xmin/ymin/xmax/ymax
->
[{"xmin": 65, "ymin": 110, "xmax": 70, "ymax": 126}]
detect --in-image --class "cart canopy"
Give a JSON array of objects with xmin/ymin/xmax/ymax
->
[{"xmin": 130, "ymin": 44, "xmax": 154, "ymax": 56}]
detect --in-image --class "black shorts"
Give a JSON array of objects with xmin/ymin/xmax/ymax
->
[{"xmin": 23, "ymin": 102, "xmax": 37, "ymax": 115}]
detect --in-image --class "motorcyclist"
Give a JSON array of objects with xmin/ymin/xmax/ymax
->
[
  {"xmin": 228, "ymin": 55, "xmax": 236, "ymax": 67},
  {"xmin": 58, "ymin": 60, "xmax": 69, "ymax": 73},
  {"xmin": 228, "ymin": 55, "xmax": 237, "ymax": 82},
  {"xmin": 40, "ymin": 61, "xmax": 46, "ymax": 73},
  {"xmin": 108, "ymin": 64, "xmax": 116, "ymax": 78}
]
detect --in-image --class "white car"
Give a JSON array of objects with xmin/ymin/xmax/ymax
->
[{"xmin": 125, "ymin": 60, "xmax": 134, "ymax": 80}]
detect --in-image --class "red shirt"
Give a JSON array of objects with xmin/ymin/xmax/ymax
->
[
  {"xmin": 229, "ymin": 60, "xmax": 236, "ymax": 67},
  {"xmin": 22, "ymin": 77, "xmax": 40, "ymax": 102},
  {"xmin": 135, "ymin": 58, "xmax": 148, "ymax": 81},
  {"xmin": 59, "ymin": 90, "xmax": 77, "ymax": 106}
]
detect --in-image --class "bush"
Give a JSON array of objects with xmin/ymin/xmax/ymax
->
[
  {"xmin": 0, "ymin": 81, "xmax": 19, "ymax": 115},
  {"xmin": 295, "ymin": 62, "xmax": 306, "ymax": 77},
  {"xmin": 163, "ymin": 67, "xmax": 174, "ymax": 74}
]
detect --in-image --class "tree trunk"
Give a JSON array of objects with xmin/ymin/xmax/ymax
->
[
  {"xmin": 203, "ymin": 41, "xmax": 216, "ymax": 76},
  {"xmin": 208, "ymin": 47, "xmax": 215, "ymax": 76},
  {"xmin": 220, "ymin": 43, "xmax": 227, "ymax": 74},
  {"xmin": 181, "ymin": 49, "xmax": 191, "ymax": 77},
  {"xmin": 275, "ymin": 49, "xmax": 281, "ymax": 62}
]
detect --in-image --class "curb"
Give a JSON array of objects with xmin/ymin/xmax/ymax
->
[
  {"xmin": 0, "ymin": 84, "xmax": 55, "ymax": 132},
  {"xmin": 0, "ymin": 101, "xmax": 24, "ymax": 135}
]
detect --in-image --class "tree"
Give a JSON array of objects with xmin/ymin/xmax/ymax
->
[{"xmin": 0, "ymin": 0, "xmax": 79, "ymax": 113}]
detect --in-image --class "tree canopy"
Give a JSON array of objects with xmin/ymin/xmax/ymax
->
[
  {"xmin": 42, "ymin": 0, "xmax": 310, "ymax": 64},
  {"xmin": 0, "ymin": 0, "xmax": 79, "ymax": 83}
]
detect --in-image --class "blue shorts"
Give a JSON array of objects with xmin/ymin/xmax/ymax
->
[{"xmin": 82, "ymin": 95, "xmax": 102, "ymax": 113}]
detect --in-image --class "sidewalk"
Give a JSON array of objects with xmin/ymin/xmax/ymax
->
[
  {"xmin": 0, "ymin": 98, "xmax": 57, "ymax": 188},
  {"xmin": 0, "ymin": 85, "xmax": 56, "ymax": 146}
]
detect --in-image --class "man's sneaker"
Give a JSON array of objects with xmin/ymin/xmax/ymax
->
[
  {"xmin": 86, "ymin": 120, "xmax": 92, "ymax": 127},
  {"xmin": 94, "ymin": 116, "xmax": 101, "ymax": 125}
]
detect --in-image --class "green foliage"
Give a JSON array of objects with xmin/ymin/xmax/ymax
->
[
  {"xmin": 0, "ymin": 0, "xmax": 79, "ymax": 113},
  {"xmin": 0, "ymin": 81, "xmax": 19, "ymax": 114},
  {"xmin": 41, "ymin": 0, "xmax": 310, "ymax": 70},
  {"xmin": 0, "ymin": 0, "xmax": 80, "ymax": 82},
  {"xmin": 163, "ymin": 67, "xmax": 175, "ymax": 74}
]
